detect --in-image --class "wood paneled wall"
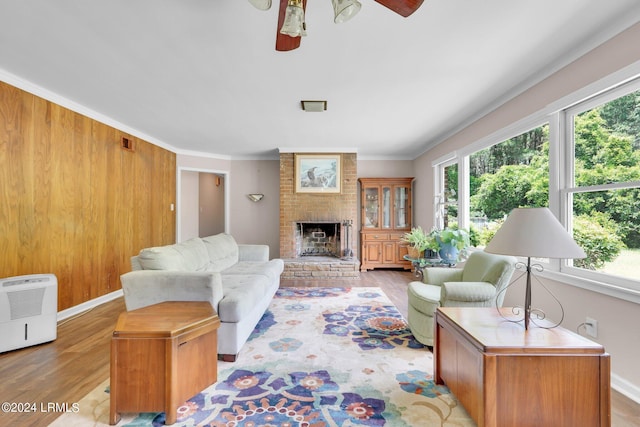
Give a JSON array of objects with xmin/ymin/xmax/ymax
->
[{"xmin": 0, "ymin": 81, "xmax": 176, "ymax": 311}]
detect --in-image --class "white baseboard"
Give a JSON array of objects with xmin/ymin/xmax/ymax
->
[
  {"xmin": 57, "ymin": 289, "xmax": 123, "ymax": 321},
  {"xmin": 611, "ymin": 372, "xmax": 640, "ymax": 404}
]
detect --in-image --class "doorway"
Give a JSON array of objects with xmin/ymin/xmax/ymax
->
[{"xmin": 178, "ymin": 168, "xmax": 228, "ymax": 242}]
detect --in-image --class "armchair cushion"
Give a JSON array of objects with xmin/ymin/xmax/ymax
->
[
  {"xmin": 441, "ymin": 281, "xmax": 497, "ymax": 304},
  {"xmin": 461, "ymin": 250, "xmax": 514, "ymax": 285},
  {"xmin": 408, "ymin": 281, "xmax": 441, "ymax": 314},
  {"xmin": 422, "ymin": 268, "xmax": 463, "ymax": 286}
]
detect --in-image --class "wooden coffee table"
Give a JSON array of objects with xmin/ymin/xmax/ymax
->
[
  {"xmin": 109, "ymin": 301, "xmax": 220, "ymax": 425},
  {"xmin": 434, "ymin": 307, "xmax": 610, "ymax": 427}
]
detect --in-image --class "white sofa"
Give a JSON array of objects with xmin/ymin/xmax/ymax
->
[{"xmin": 119, "ymin": 233, "xmax": 284, "ymax": 361}]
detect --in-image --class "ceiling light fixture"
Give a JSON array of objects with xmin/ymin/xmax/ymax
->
[
  {"xmin": 280, "ymin": 0, "xmax": 306, "ymax": 38},
  {"xmin": 301, "ymin": 100, "xmax": 327, "ymax": 112},
  {"xmin": 248, "ymin": 0, "xmax": 424, "ymax": 52}
]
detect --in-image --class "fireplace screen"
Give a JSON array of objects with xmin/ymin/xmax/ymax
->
[{"xmin": 296, "ymin": 222, "xmax": 341, "ymax": 257}]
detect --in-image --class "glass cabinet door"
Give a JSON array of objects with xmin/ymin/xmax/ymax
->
[
  {"xmin": 382, "ymin": 187, "xmax": 391, "ymax": 228},
  {"xmin": 364, "ymin": 187, "xmax": 379, "ymax": 228},
  {"xmin": 395, "ymin": 186, "xmax": 409, "ymax": 228}
]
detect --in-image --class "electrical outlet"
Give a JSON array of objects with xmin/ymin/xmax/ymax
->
[{"xmin": 585, "ymin": 317, "xmax": 598, "ymax": 338}]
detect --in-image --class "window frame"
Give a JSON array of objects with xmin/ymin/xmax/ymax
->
[
  {"xmin": 433, "ymin": 153, "xmax": 457, "ymax": 230},
  {"xmin": 559, "ymin": 78, "xmax": 640, "ymax": 293},
  {"xmin": 433, "ymin": 68, "xmax": 640, "ymax": 305}
]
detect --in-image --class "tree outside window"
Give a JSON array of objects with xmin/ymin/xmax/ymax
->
[{"xmin": 468, "ymin": 125, "xmax": 549, "ymax": 246}]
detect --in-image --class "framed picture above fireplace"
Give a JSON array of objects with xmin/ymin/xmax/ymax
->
[{"xmin": 295, "ymin": 153, "xmax": 341, "ymax": 193}]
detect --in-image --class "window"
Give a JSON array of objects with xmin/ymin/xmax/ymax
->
[
  {"xmin": 469, "ymin": 124, "xmax": 549, "ymax": 247},
  {"xmin": 562, "ymin": 81, "xmax": 640, "ymax": 288},
  {"xmin": 433, "ymin": 76, "xmax": 640, "ymax": 299},
  {"xmin": 435, "ymin": 162, "xmax": 458, "ymax": 229}
]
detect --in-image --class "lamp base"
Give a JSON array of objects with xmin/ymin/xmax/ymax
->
[{"xmin": 496, "ymin": 257, "xmax": 564, "ymax": 330}]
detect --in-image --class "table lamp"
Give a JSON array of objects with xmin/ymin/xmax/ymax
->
[{"xmin": 484, "ymin": 207, "xmax": 586, "ymax": 329}]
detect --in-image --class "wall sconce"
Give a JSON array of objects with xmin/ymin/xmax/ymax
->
[{"xmin": 247, "ymin": 194, "xmax": 264, "ymax": 202}]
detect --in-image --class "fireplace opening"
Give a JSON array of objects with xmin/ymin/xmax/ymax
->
[{"xmin": 296, "ymin": 221, "xmax": 341, "ymax": 257}]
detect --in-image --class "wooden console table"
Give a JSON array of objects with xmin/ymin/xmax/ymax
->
[
  {"xmin": 434, "ymin": 307, "xmax": 610, "ymax": 427},
  {"xmin": 109, "ymin": 301, "xmax": 220, "ymax": 425}
]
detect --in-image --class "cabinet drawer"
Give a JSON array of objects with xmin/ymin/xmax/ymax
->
[{"xmin": 364, "ymin": 233, "xmax": 390, "ymax": 240}]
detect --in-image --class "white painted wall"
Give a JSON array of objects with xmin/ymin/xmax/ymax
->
[
  {"xmin": 228, "ymin": 159, "xmax": 281, "ymax": 255},
  {"xmin": 357, "ymin": 159, "xmax": 415, "ymax": 178}
]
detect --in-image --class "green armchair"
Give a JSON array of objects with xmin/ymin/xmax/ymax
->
[{"xmin": 407, "ymin": 250, "xmax": 517, "ymax": 346}]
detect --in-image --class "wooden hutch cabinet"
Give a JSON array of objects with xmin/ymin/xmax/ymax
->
[{"xmin": 359, "ymin": 177, "xmax": 414, "ymax": 271}]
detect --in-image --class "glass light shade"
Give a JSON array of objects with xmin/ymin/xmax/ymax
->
[
  {"xmin": 280, "ymin": 0, "xmax": 307, "ymax": 37},
  {"xmin": 332, "ymin": 0, "xmax": 362, "ymax": 23},
  {"xmin": 248, "ymin": 0, "xmax": 272, "ymax": 10},
  {"xmin": 484, "ymin": 207, "xmax": 586, "ymax": 259}
]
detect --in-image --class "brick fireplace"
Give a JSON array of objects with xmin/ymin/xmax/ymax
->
[{"xmin": 279, "ymin": 152, "xmax": 359, "ymax": 279}]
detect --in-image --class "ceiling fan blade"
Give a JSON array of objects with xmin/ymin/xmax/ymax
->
[
  {"xmin": 275, "ymin": 0, "xmax": 306, "ymax": 51},
  {"xmin": 374, "ymin": 0, "xmax": 424, "ymax": 17}
]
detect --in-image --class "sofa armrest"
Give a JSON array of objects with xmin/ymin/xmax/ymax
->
[
  {"xmin": 238, "ymin": 244, "xmax": 269, "ymax": 262},
  {"xmin": 120, "ymin": 270, "xmax": 224, "ymax": 311},
  {"xmin": 423, "ymin": 268, "xmax": 463, "ymax": 286},
  {"xmin": 441, "ymin": 281, "xmax": 496, "ymax": 303}
]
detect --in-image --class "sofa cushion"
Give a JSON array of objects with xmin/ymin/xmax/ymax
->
[
  {"xmin": 202, "ymin": 233, "xmax": 240, "ymax": 271},
  {"xmin": 138, "ymin": 238, "xmax": 209, "ymax": 271},
  {"xmin": 222, "ymin": 259, "xmax": 284, "ymax": 282},
  {"xmin": 217, "ymin": 274, "xmax": 271, "ymax": 323}
]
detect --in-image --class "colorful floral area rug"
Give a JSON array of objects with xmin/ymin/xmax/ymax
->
[{"xmin": 51, "ymin": 287, "xmax": 475, "ymax": 426}]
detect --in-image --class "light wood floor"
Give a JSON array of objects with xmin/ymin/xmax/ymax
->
[{"xmin": 0, "ymin": 270, "xmax": 638, "ymax": 426}]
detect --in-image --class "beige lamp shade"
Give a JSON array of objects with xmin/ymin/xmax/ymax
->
[{"xmin": 485, "ymin": 207, "xmax": 586, "ymax": 259}]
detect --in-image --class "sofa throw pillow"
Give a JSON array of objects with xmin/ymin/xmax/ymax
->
[
  {"xmin": 138, "ymin": 238, "xmax": 209, "ymax": 271},
  {"xmin": 202, "ymin": 233, "xmax": 239, "ymax": 271}
]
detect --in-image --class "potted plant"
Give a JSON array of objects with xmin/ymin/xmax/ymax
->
[
  {"xmin": 431, "ymin": 227, "xmax": 471, "ymax": 264},
  {"xmin": 401, "ymin": 226, "xmax": 436, "ymax": 259}
]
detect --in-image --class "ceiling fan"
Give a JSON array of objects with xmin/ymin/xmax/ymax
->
[{"xmin": 248, "ymin": 0, "xmax": 424, "ymax": 51}]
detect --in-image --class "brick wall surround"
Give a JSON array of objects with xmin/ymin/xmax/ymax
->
[{"xmin": 279, "ymin": 153, "xmax": 359, "ymax": 278}]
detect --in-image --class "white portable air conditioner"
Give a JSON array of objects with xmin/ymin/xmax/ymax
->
[{"xmin": 0, "ymin": 274, "xmax": 58, "ymax": 353}]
